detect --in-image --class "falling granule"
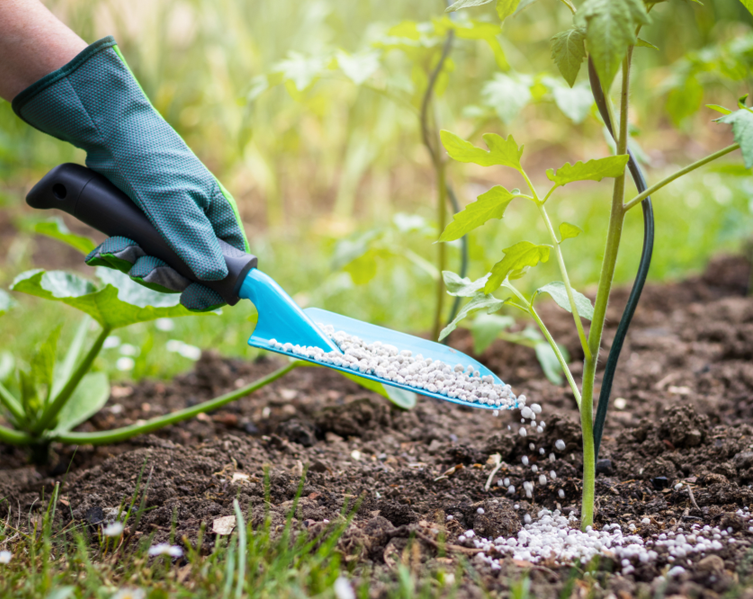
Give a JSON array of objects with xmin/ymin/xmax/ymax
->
[
  {"xmin": 549, "ymin": 453, "xmax": 556, "ymax": 463},
  {"xmin": 521, "ymin": 407, "xmax": 534, "ymax": 419},
  {"xmin": 539, "ymin": 448, "xmax": 545, "ymax": 455},
  {"xmin": 529, "ymin": 442, "xmax": 535, "ymax": 451},
  {"xmin": 558, "ymin": 489, "xmax": 565, "ymax": 499},
  {"xmin": 524, "ymin": 514, "xmax": 532, "ymax": 524},
  {"xmin": 538, "ymin": 474, "xmax": 547, "ymax": 485},
  {"xmin": 531, "ymin": 465, "xmax": 538, "ymax": 473},
  {"xmin": 503, "ymin": 478, "xmax": 510, "ymax": 487},
  {"xmin": 555, "ymin": 439, "xmax": 566, "ymax": 451},
  {"xmin": 276, "ymin": 326, "xmax": 519, "ymax": 408},
  {"xmin": 522, "ymin": 456, "xmax": 529, "ymax": 466},
  {"xmin": 550, "ymin": 471, "xmax": 557, "ymax": 480},
  {"xmin": 531, "ymin": 403, "xmax": 542, "ymax": 414},
  {"xmin": 507, "ymin": 485, "xmax": 516, "ymax": 494},
  {"xmin": 519, "ymin": 427, "xmax": 527, "ymax": 437}
]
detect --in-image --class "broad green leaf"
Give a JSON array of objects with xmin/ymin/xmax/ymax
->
[
  {"xmin": 12, "ymin": 269, "xmax": 196, "ymax": 330},
  {"xmin": 481, "ymin": 73, "xmax": 532, "ymax": 124},
  {"xmin": 496, "ymin": 0, "xmax": 521, "ymax": 20},
  {"xmin": 0, "ymin": 289, "xmax": 16, "ymax": 317},
  {"xmin": 443, "ymin": 271, "xmax": 490, "ymax": 297},
  {"xmin": 336, "ymin": 50, "xmax": 381, "ymax": 85},
  {"xmin": 537, "ymin": 281, "xmax": 594, "ymax": 320},
  {"xmin": 446, "ymin": 0, "xmax": 493, "ymax": 11},
  {"xmin": 707, "ymin": 104, "xmax": 732, "ymax": 115},
  {"xmin": 559, "ymin": 222, "xmax": 582, "ymax": 241},
  {"xmin": 440, "ymin": 130, "xmax": 523, "ymax": 170},
  {"xmin": 19, "ymin": 368, "xmax": 40, "ymax": 416},
  {"xmin": 576, "ymin": 0, "xmax": 650, "ymax": 90},
  {"xmin": 717, "ymin": 109, "xmax": 753, "ymax": 168},
  {"xmin": 469, "ymin": 313, "xmax": 515, "ymax": 354},
  {"xmin": 636, "ymin": 38, "xmax": 658, "ymax": 50},
  {"xmin": 31, "ymin": 326, "xmax": 62, "ymax": 402},
  {"xmin": 546, "ymin": 155, "xmax": 629, "ymax": 186},
  {"xmin": 550, "ymin": 28, "xmax": 587, "ymax": 87},
  {"xmin": 332, "ymin": 229, "xmax": 386, "ymax": 285},
  {"xmin": 535, "ymin": 342, "xmax": 567, "ymax": 385},
  {"xmin": 485, "ymin": 242, "xmax": 551, "ymax": 293},
  {"xmin": 53, "ymin": 372, "xmax": 110, "ymax": 434},
  {"xmin": 439, "ymin": 186, "xmax": 516, "ymax": 242},
  {"xmin": 666, "ymin": 75, "xmax": 704, "ymax": 127},
  {"xmin": 439, "ymin": 292, "xmax": 507, "ymax": 341},
  {"xmin": 339, "ymin": 371, "xmax": 416, "ymax": 410},
  {"xmin": 52, "ymin": 316, "xmax": 91, "ymax": 398},
  {"xmin": 32, "ymin": 217, "xmax": 96, "ymax": 255},
  {"xmin": 542, "ymin": 77, "xmax": 593, "ymax": 123},
  {"xmin": 742, "ymin": 0, "xmax": 753, "ymax": 16}
]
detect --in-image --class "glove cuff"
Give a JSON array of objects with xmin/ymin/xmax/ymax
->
[{"xmin": 12, "ymin": 36, "xmax": 117, "ymax": 122}]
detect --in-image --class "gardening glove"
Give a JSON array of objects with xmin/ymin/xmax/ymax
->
[{"xmin": 12, "ymin": 36, "xmax": 248, "ymax": 312}]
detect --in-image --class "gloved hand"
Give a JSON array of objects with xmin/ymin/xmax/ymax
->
[{"xmin": 12, "ymin": 36, "xmax": 248, "ymax": 312}]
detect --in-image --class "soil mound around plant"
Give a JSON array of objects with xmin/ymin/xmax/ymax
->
[{"xmin": 3, "ymin": 255, "xmax": 753, "ymax": 596}]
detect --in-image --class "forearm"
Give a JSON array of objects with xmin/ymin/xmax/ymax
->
[{"xmin": 0, "ymin": 0, "xmax": 87, "ymax": 102}]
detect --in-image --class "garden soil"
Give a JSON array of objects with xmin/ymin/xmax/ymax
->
[{"xmin": 4, "ymin": 255, "xmax": 753, "ymax": 597}]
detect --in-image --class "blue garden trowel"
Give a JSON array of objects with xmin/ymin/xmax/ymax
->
[{"xmin": 27, "ymin": 164, "xmax": 512, "ymax": 410}]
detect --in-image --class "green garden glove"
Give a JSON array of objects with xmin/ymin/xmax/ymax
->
[{"xmin": 12, "ymin": 36, "xmax": 248, "ymax": 312}]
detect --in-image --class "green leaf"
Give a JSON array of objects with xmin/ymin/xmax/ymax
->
[
  {"xmin": 32, "ymin": 217, "xmax": 96, "ymax": 255},
  {"xmin": 443, "ymin": 271, "xmax": 490, "ymax": 297},
  {"xmin": 11, "ymin": 269, "xmax": 197, "ymax": 330},
  {"xmin": 636, "ymin": 37, "xmax": 658, "ymax": 50},
  {"xmin": 576, "ymin": 0, "xmax": 650, "ymax": 90},
  {"xmin": 31, "ymin": 326, "xmax": 62, "ymax": 402},
  {"xmin": 469, "ymin": 313, "xmax": 515, "ymax": 354},
  {"xmin": 496, "ymin": 0, "xmax": 521, "ymax": 20},
  {"xmin": 550, "ymin": 27, "xmax": 587, "ymax": 87},
  {"xmin": 336, "ymin": 50, "xmax": 381, "ymax": 85},
  {"xmin": 446, "ymin": 0, "xmax": 494, "ymax": 11},
  {"xmin": 536, "ymin": 281, "xmax": 594, "ymax": 320},
  {"xmin": 514, "ymin": 0, "xmax": 541, "ymax": 13},
  {"xmin": 485, "ymin": 241, "xmax": 551, "ymax": 293},
  {"xmin": 53, "ymin": 372, "xmax": 110, "ymax": 434},
  {"xmin": 666, "ymin": 75, "xmax": 704, "ymax": 127},
  {"xmin": 0, "ymin": 288, "xmax": 16, "ymax": 317},
  {"xmin": 52, "ymin": 317, "xmax": 91, "ymax": 399},
  {"xmin": 535, "ymin": 342, "xmax": 568, "ymax": 386},
  {"xmin": 707, "ymin": 104, "xmax": 732, "ymax": 115},
  {"xmin": 0, "ymin": 352, "xmax": 14, "ymax": 382},
  {"xmin": 542, "ymin": 77, "xmax": 593, "ymax": 124},
  {"xmin": 559, "ymin": 222, "xmax": 582, "ymax": 241},
  {"xmin": 717, "ymin": 109, "xmax": 753, "ymax": 169},
  {"xmin": 339, "ymin": 371, "xmax": 416, "ymax": 410},
  {"xmin": 439, "ymin": 293, "xmax": 507, "ymax": 341},
  {"xmin": 274, "ymin": 52, "xmax": 328, "ymax": 91},
  {"xmin": 481, "ymin": 73, "xmax": 533, "ymax": 124},
  {"xmin": 741, "ymin": 0, "xmax": 753, "ymax": 16},
  {"xmin": 439, "ymin": 186, "xmax": 517, "ymax": 242},
  {"xmin": 546, "ymin": 155, "xmax": 630, "ymax": 186},
  {"xmin": 440, "ymin": 130, "xmax": 523, "ymax": 170}
]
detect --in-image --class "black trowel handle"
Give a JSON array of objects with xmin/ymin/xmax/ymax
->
[{"xmin": 26, "ymin": 163, "xmax": 257, "ymax": 306}]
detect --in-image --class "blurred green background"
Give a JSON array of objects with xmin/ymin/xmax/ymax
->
[{"xmin": 1, "ymin": 0, "xmax": 752, "ymax": 380}]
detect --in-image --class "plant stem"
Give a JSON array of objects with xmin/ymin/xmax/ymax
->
[
  {"xmin": 537, "ymin": 203, "xmax": 592, "ymax": 362},
  {"xmin": 623, "ymin": 143, "xmax": 740, "ymax": 210},
  {"xmin": 31, "ymin": 326, "xmax": 111, "ymax": 435},
  {"xmin": 579, "ymin": 51, "xmax": 633, "ymax": 530},
  {"xmin": 0, "ymin": 381, "xmax": 25, "ymax": 425},
  {"xmin": 0, "ymin": 423, "xmax": 33, "ymax": 445},
  {"xmin": 433, "ymin": 159, "xmax": 448, "ymax": 340},
  {"xmin": 54, "ymin": 361, "xmax": 300, "ymax": 445}
]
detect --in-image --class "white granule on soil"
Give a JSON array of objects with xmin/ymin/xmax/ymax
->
[
  {"xmin": 460, "ymin": 508, "xmax": 752, "ymax": 571},
  {"xmin": 271, "ymin": 325, "xmax": 518, "ymax": 408}
]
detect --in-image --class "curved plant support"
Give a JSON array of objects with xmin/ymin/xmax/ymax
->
[{"xmin": 587, "ymin": 58, "xmax": 654, "ymax": 459}]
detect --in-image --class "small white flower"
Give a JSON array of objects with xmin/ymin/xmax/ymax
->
[
  {"xmin": 112, "ymin": 589, "xmax": 146, "ymax": 599},
  {"xmin": 0, "ymin": 550, "xmax": 11, "ymax": 564},
  {"xmin": 103, "ymin": 521, "xmax": 124, "ymax": 537},
  {"xmin": 333, "ymin": 576, "xmax": 356, "ymax": 599},
  {"xmin": 148, "ymin": 543, "xmax": 183, "ymax": 558}
]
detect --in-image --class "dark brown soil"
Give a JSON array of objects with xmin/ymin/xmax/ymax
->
[{"xmin": 3, "ymin": 255, "xmax": 753, "ymax": 597}]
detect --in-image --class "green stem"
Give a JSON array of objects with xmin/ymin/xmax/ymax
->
[
  {"xmin": 623, "ymin": 143, "xmax": 740, "ymax": 210},
  {"xmin": 537, "ymin": 203, "xmax": 592, "ymax": 362},
  {"xmin": 54, "ymin": 361, "xmax": 300, "ymax": 445},
  {"xmin": 31, "ymin": 326, "xmax": 111, "ymax": 435},
  {"xmin": 0, "ymin": 381, "xmax": 25, "ymax": 425},
  {"xmin": 0, "ymin": 423, "xmax": 33, "ymax": 445},
  {"xmin": 579, "ymin": 50, "xmax": 633, "ymax": 530},
  {"xmin": 433, "ymin": 159, "xmax": 448, "ymax": 340}
]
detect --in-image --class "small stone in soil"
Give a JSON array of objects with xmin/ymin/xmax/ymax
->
[
  {"xmin": 652, "ymin": 476, "xmax": 670, "ymax": 491},
  {"xmin": 595, "ymin": 459, "xmax": 614, "ymax": 476}
]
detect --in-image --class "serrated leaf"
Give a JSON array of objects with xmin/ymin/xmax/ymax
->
[
  {"xmin": 496, "ymin": 0, "xmax": 521, "ymax": 20},
  {"xmin": 576, "ymin": 0, "xmax": 650, "ymax": 90},
  {"xmin": 446, "ymin": 0, "xmax": 494, "ymax": 11},
  {"xmin": 469, "ymin": 313, "xmax": 515, "ymax": 354},
  {"xmin": 537, "ymin": 281, "xmax": 594, "ymax": 320},
  {"xmin": 636, "ymin": 37, "xmax": 658, "ymax": 50},
  {"xmin": 336, "ymin": 50, "xmax": 381, "ymax": 85},
  {"xmin": 550, "ymin": 28, "xmax": 587, "ymax": 87},
  {"xmin": 11, "ymin": 269, "xmax": 196, "ymax": 330},
  {"xmin": 0, "ymin": 289, "xmax": 16, "ymax": 317},
  {"xmin": 443, "ymin": 271, "xmax": 490, "ymax": 297},
  {"xmin": 53, "ymin": 372, "xmax": 110, "ymax": 434},
  {"xmin": 559, "ymin": 222, "xmax": 582, "ymax": 241},
  {"xmin": 717, "ymin": 109, "xmax": 753, "ymax": 168},
  {"xmin": 32, "ymin": 217, "xmax": 96, "ymax": 255},
  {"xmin": 439, "ymin": 293, "xmax": 507, "ymax": 341},
  {"xmin": 439, "ymin": 186, "xmax": 517, "ymax": 242},
  {"xmin": 485, "ymin": 242, "xmax": 551, "ymax": 293},
  {"xmin": 481, "ymin": 73, "xmax": 533, "ymax": 124},
  {"xmin": 336, "ymin": 371, "xmax": 417, "ymax": 410},
  {"xmin": 707, "ymin": 104, "xmax": 732, "ymax": 115},
  {"xmin": 440, "ymin": 130, "xmax": 523, "ymax": 170},
  {"xmin": 546, "ymin": 155, "xmax": 630, "ymax": 186},
  {"xmin": 542, "ymin": 77, "xmax": 593, "ymax": 124}
]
